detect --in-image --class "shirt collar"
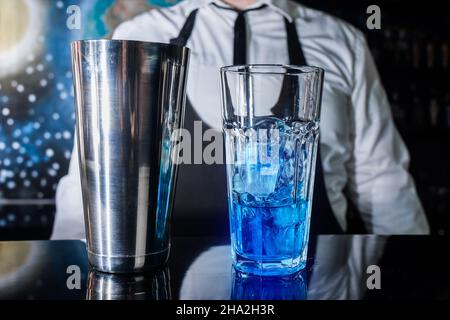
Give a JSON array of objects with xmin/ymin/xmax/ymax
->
[{"xmin": 185, "ymin": 0, "xmax": 297, "ymax": 22}]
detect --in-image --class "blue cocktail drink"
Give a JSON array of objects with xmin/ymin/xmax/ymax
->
[
  {"xmin": 221, "ymin": 65, "xmax": 324, "ymax": 275},
  {"xmin": 225, "ymin": 118, "xmax": 318, "ymax": 275}
]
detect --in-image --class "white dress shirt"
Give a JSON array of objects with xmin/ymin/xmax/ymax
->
[{"xmin": 51, "ymin": 0, "xmax": 429, "ymax": 239}]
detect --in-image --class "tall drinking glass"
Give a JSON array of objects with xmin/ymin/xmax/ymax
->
[{"xmin": 220, "ymin": 65, "xmax": 324, "ymax": 275}]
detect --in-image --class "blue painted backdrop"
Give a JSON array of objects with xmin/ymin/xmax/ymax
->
[{"xmin": 0, "ymin": 0, "xmax": 180, "ymax": 233}]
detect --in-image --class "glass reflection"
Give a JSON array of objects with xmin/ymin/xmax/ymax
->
[
  {"xmin": 86, "ymin": 267, "xmax": 171, "ymax": 300},
  {"xmin": 231, "ymin": 269, "xmax": 307, "ymax": 300}
]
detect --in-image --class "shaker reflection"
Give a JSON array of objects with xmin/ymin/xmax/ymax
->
[
  {"xmin": 86, "ymin": 267, "xmax": 171, "ymax": 300},
  {"xmin": 231, "ymin": 269, "xmax": 307, "ymax": 300}
]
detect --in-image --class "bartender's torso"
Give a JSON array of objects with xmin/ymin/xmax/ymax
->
[
  {"xmin": 52, "ymin": 0, "xmax": 429, "ymax": 239},
  {"xmin": 113, "ymin": 0, "xmax": 363, "ymax": 230}
]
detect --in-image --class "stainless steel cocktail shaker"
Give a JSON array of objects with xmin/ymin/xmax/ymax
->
[{"xmin": 71, "ymin": 40, "xmax": 189, "ymax": 273}]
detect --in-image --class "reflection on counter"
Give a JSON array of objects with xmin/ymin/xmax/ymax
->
[
  {"xmin": 179, "ymin": 236, "xmax": 386, "ymax": 300},
  {"xmin": 0, "ymin": 240, "xmax": 87, "ymax": 299},
  {"xmin": 231, "ymin": 269, "xmax": 307, "ymax": 300},
  {"xmin": 86, "ymin": 267, "xmax": 171, "ymax": 300},
  {"xmin": 307, "ymin": 235, "xmax": 386, "ymax": 299},
  {"xmin": 0, "ymin": 242, "xmax": 44, "ymax": 299},
  {"xmin": 1, "ymin": 236, "xmax": 446, "ymax": 300}
]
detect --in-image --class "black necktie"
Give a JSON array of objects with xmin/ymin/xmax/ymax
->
[
  {"xmin": 234, "ymin": 11, "xmax": 247, "ymax": 65},
  {"xmin": 212, "ymin": 3, "xmax": 267, "ymax": 65}
]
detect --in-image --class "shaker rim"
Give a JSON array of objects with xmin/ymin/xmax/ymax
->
[{"xmin": 70, "ymin": 39, "xmax": 190, "ymax": 56}]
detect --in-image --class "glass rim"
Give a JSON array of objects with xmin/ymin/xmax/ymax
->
[{"xmin": 220, "ymin": 64, "xmax": 324, "ymax": 76}]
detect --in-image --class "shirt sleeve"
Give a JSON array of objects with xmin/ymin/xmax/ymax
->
[
  {"xmin": 346, "ymin": 32, "xmax": 430, "ymax": 234},
  {"xmin": 52, "ymin": 138, "xmax": 85, "ymax": 239}
]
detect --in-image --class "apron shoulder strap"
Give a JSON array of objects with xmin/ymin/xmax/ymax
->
[
  {"xmin": 170, "ymin": 9, "xmax": 199, "ymax": 47},
  {"xmin": 283, "ymin": 18, "xmax": 345, "ymax": 234}
]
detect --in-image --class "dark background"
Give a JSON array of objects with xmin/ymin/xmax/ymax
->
[{"xmin": 0, "ymin": 0, "xmax": 449, "ymax": 240}]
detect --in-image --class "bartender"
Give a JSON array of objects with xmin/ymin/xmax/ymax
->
[{"xmin": 52, "ymin": 0, "xmax": 429, "ymax": 239}]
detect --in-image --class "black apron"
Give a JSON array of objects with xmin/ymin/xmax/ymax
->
[{"xmin": 170, "ymin": 6, "xmax": 343, "ymax": 235}]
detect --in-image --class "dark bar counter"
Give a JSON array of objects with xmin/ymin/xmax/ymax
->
[{"xmin": 0, "ymin": 235, "xmax": 447, "ymax": 300}]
